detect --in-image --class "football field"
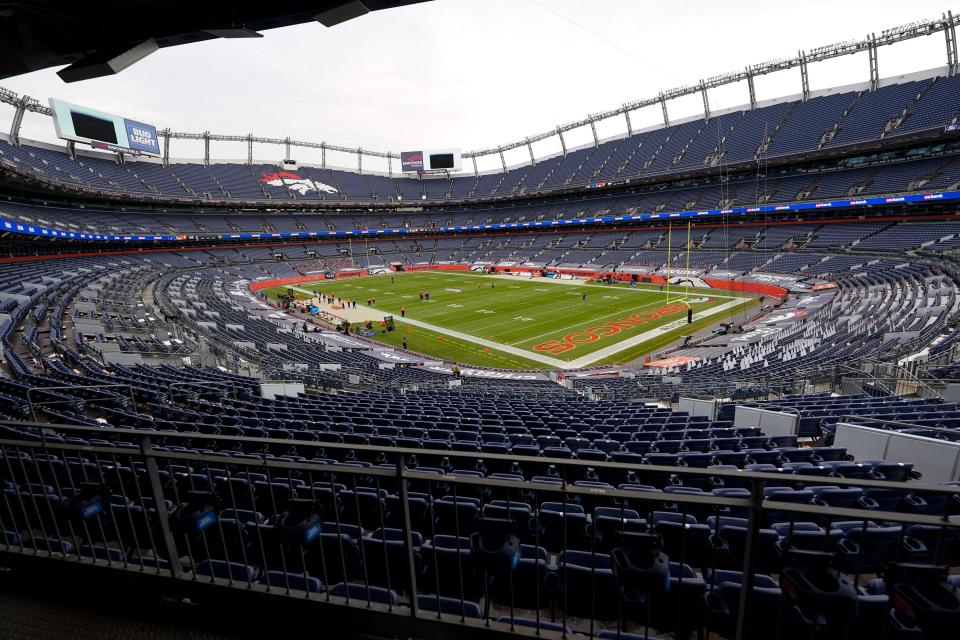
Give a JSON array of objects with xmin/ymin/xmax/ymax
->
[{"xmin": 263, "ymin": 271, "xmax": 756, "ymax": 369}]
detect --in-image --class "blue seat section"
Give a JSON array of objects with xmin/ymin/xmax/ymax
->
[{"xmin": 2, "ymin": 74, "xmax": 958, "ymax": 205}]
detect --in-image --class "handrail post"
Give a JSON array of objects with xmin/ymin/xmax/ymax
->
[
  {"xmin": 139, "ymin": 434, "xmax": 184, "ymax": 577},
  {"xmin": 396, "ymin": 457, "xmax": 419, "ymax": 626},
  {"xmin": 26, "ymin": 387, "xmax": 37, "ymax": 422},
  {"xmin": 734, "ymin": 477, "xmax": 765, "ymax": 640}
]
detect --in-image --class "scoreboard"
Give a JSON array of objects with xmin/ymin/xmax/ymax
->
[
  {"xmin": 49, "ymin": 98, "xmax": 160, "ymax": 156},
  {"xmin": 400, "ymin": 148, "xmax": 462, "ymax": 173}
]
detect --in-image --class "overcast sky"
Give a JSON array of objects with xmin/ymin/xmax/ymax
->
[{"xmin": 1, "ymin": 0, "xmax": 957, "ymax": 171}]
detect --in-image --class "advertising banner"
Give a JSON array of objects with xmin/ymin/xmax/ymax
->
[{"xmin": 400, "ymin": 151, "xmax": 424, "ymax": 172}]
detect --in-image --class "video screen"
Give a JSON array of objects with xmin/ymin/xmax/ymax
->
[
  {"xmin": 71, "ymin": 111, "xmax": 118, "ymax": 144},
  {"xmin": 429, "ymin": 153, "xmax": 455, "ymax": 169}
]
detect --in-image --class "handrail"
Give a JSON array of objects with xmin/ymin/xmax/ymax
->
[
  {"xmin": 166, "ymin": 379, "xmax": 240, "ymax": 400},
  {"xmin": 2, "ymin": 417, "xmax": 959, "ymax": 640},
  {"xmin": 25, "ymin": 384, "xmax": 137, "ymax": 421},
  {"xmin": 840, "ymin": 413, "xmax": 960, "ymax": 440},
  {"xmin": 4, "ymin": 419, "xmax": 959, "ymax": 498}
]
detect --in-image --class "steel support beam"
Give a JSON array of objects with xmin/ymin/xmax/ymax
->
[
  {"xmin": 66, "ymin": 140, "xmax": 76, "ymax": 160},
  {"xmin": 284, "ymin": 137, "xmax": 292, "ymax": 160},
  {"xmin": 246, "ymin": 134, "xmax": 253, "ymax": 165},
  {"xmin": 8, "ymin": 97, "xmax": 27, "ymax": 145},
  {"xmin": 387, "ymin": 152, "xmax": 392, "ymax": 177},
  {"xmin": 161, "ymin": 129, "xmax": 171, "ymax": 166},
  {"xmin": 556, "ymin": 127, "xmax": 567, "ymax": 156},
  {"xmin": 868, "ymin": 33, "xmax": 880, "ymax": 90},
  {"xmin": 588, "ymin": 118, "xmax": 599, "ymax": 147},
  {"xmin": 659, "ymin": 92, "xmax": 669, "ymax": 126},
  {"xmin": 321, "ymin": 143, "xmax": 326, "ymax": 169},
  {"xmin": 700, "ymin": 80, "xmax": 711, "ymax": 120},
  {"xmin": 203, "ymin": 131, "xmax": 210, "ymax": 166},
  {"xmin": 624, "ymin": 106, "xmax": 633, "ymax": 137},
  {"xmin": 947, "ymin": 12, "xmax": 958, "ymax": 76},
  {"xmin": 526, "ymin": 138, "xmax": 535, "ymax": 165},
  {"xmin": 471, "ymin": 155, "xmax": 478, "ymax": 177},
  {"xmin": 497, "ymin": 146, "xmax": 506, "ymax": 173},
  {"xmin": 357, "ymin": 148, "xmax": 363, "ymax": 173},
  {"xmin": 800, "ymin": 51, "xmax": 810, "ymax": 101},
  {"xmin": 746, "ymin": 67, "xmax": 757, "ymax": 109}
]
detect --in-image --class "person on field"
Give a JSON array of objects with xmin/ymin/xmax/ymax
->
[
  {"xmin": 425, "ymin": 291, "xmax": 430, "ymax": 301},
  {"xmin": 402, "ymin": 336, "xmax": 407, "ymax": 349},
  {"xmin": 419, "ymin": 291, "xmax": 424, "ymax": 301},
  {"xmin": 400, "ymin": 305, "xmax": 406, "ymax": 318},
  {"xmin": 582, "ymin": 292, "xmax": 587, "ymax": 302}
]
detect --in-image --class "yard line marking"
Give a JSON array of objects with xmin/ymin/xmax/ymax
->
[{"xmin": 454, "ymin": 289, "xmax": 661, "ymax": 336}]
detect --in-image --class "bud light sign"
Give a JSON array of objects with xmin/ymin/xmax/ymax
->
[
  {"xmin": 124, "ymin": 120, "xmax": 160, "ymax": 155},
  {"xmin": 401, "ymin": 151, "xmax": 424, "ymax": 172}
]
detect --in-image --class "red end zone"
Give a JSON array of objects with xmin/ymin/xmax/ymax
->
[{"xmin": 532, "ymin": 302, "xmax": 689, "ymax": 354}]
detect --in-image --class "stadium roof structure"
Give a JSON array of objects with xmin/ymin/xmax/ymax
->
[
  {"xmin": 2, "ymin": 10, "xmax": 958, "ymax": 173},
  {"xmin": 0, "ymin": 0, "xmax": 429, "ymax": 82}
]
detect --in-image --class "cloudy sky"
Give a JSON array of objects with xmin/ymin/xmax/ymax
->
[{"xmin": 1, "ymin": 0, "xmax": 956, "ymax": 171}]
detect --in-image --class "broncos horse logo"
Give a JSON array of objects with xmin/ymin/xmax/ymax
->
[{"xmin": 260, "ymin": 171, "xmax": 338, "ymax": 195}]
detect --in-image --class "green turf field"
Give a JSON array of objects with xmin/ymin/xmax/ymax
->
[{"xmin": 262, "ymin": 271, "xmax": 757, "ymax": 369}]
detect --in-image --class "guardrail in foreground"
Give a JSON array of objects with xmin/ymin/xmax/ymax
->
[{"xmin": 1, "ymin": 420, "xmax": 958, "ymax": 640}]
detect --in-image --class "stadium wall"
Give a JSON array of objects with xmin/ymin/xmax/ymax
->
[
  {"xmin": 401, "ymin": 264, "xmax": 471, "ymax": 272},
  {"xmin": 248, "ymin": 275, "xmax": 328, "ymax": 292}
]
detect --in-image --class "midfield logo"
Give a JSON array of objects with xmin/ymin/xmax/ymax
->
[{"xmin": 533, "ymin": 302, "xmax": 688, "ymax": 354}]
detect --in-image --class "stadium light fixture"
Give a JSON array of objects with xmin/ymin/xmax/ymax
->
[
  {"xmin": 316, "ymin": 1, "xmax": 371, "ymax": 27},
  {"xmin": 57, "ymin": 39, "xmax": 160, "ymax": 83},
  {"xmin": 203, "ymin": 26, "xmax": 263, "ymax": 39}
]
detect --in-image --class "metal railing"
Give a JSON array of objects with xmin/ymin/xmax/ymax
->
[
  {"xmin": 1, "ymin": 420, "xmax": 958, "ymax": 639},
  {"xmin": 25, "ymin": 384, "xmax": 138, "ymax": 421}
]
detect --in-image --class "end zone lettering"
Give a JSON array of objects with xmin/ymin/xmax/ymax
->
[{"xmin": 533, "ymin": 302, "xmax": 688, "ymax": 354}]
